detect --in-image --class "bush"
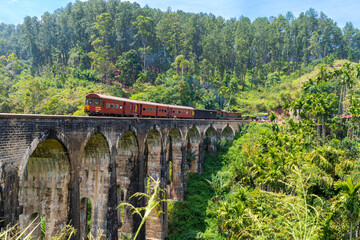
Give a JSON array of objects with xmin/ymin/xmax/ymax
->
[{"xmin": 72, "ymin": 68, "xmax": 99, "ymax": 82}]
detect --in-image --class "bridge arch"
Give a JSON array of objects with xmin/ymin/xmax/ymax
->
[
  {"xmin": 185, "ymin": 127, "xmax": 201, "ymax": 172},
  {"xmin": 144, "ymin": 129, "xmax": 162, "ymax": 180},
  {"xmin": 19, "ymin": 138, "xmax": 70, "ymax": 238},
  {"xmin": 79, "ymin": 126, "xmax": 113, "ymax": 163},
  {"xmin": 204, "ymin": 126, "xmax": 217, "ymax": 151},
  {"xmin": 221, "ymin": 125, "xmax": 235, "ymax": 141},
  {"xmin": 116, "ymin": 130, "xmax": 139, "ymax": 235},
  {"xmin": 18, "ymin": 129, "xmax": 69, "ymax": 179},
  {"xmin": 166, "ymin": 128, "xmax": 183, "ymax": 200},
  {"xmin": 80, "ymin": 133, "xmax": 110, "ymax": 239},
  {"xmin": 144, "ymin": 129, "xmax": 164, "ymax": 239}
]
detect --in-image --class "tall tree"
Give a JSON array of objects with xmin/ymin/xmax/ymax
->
[
  {"xmin": 133, "ymin": 15, "xmax": 155, "ymax": 71},
  {"xmin": 89, "ymin": 13, "xmax": 115, "ymax": 87}
]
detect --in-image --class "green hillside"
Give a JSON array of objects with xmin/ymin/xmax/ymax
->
[{"xmin": 234, "ymin": 59, "xmax": 349, "ymax": 118}]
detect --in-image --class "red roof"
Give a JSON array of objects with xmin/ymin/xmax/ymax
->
[{"xmin": 342, "ymin": 114, "xmax": 353, "ymax": 119}]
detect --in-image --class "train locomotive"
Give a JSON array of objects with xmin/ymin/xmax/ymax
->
[{"xmin": 84, "ymin": 93, "xmax": 242, "ymax": 120}]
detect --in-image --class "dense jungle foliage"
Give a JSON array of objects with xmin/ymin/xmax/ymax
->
[
  {"xmin": 1, "ymin": 0, "xmax": 360, "ymax": 116},
  {"xmin": 167, "ymin": 63, "xmax": 360, "ymax": 239}
]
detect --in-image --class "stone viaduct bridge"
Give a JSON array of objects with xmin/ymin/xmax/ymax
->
[{"xmin": 0, "ymin": 114, "xmax": 245, "ymax": 239}]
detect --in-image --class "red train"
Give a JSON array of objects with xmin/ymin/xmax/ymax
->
[{"xmin": 84, "ymin": 93, "xmax": 242, "ymax": 120}]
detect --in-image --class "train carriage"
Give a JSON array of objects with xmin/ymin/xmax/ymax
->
[
  {"xmin": 194, "ymin": 109, "xmax": 217, "ymax": 119},
  {"xmin": 84, "ymin": 93, "xmax": 241, "ymax": 120},
  {"xmin": 223, "ymin": 111, "xmax": 242, "ymax": 119},
  {"xmin": 139, "ymin": 103, "xmax": 157, "ymax": 117},
  {"xmin": 168, "ymin": 105, "xmax": 194, "ymax": 118},
  {"xmin": 84, "ymin": 93, "xmax": 138, "ymax": 116}
]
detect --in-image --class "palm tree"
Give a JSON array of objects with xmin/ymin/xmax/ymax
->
[{"xmin": 334, "ymin": 177, "xmax": 360, "ymax": 240}]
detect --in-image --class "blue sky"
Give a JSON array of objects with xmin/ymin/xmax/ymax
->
[{"xmin": 1, "ymin": 0, "xmax": 360, "ymax": 28}]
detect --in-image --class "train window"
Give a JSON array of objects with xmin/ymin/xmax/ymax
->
[
  {"xmin": 115, "ymin": 104, "xmax": 119, "ymax": 109},
  {"xmin": 153, "ymin": 108, "xmax": 156, "ymax": 112},
  {"xmin": 111, "ymin": 104, "xmax": 114, "ymax": 108},
  {"xmin": 120, "ymin": 105, "xmax": 123, "ymax": 109},
  {"xmin": 186, "ymin": 111, "xmax": 188, "ymax": 114},
  {"xmin": 106, "ymin": 103, "xmax": 110, "ymax": 108},
  {"xmin": 172, "ymin": 110, "xmax": 175, "ymax": 113},
  {"xmin": 147, "ymin": 108, "xmax": 149, "ymax": 111},
  {"xmin": 103, "ymin": 101, "xmax": 104, "ymax": 107},
  {"xmin": 86, "ymin": 97, "xmax": 94, "ymax": 105},
  {"xmin": 94, "ymin": 98, "xmax": 101, "ymax": 106},
  {"xmin": 143, "ymin": 108, "xmax": 145, "ymax": 111}
]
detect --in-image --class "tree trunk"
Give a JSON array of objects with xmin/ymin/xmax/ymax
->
[
  {"xmin": 356, "ymin": 225, "xmax": 359, "ymax": 239},
  {"xmin": 143, "ymin": 43, "xmax": 146, "ymax": 71},
  {"xmin": 322, "ymin": 116, "xmax": 326, "ymax": 143},
  {"xmin": 339, "ymin": 86, "xmax": 343, "ymax": 115},
  {"xmin": 317, "ymin": 124, "xmax": 320, "ymax": 145}
]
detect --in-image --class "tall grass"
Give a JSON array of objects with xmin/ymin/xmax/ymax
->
[
  {"xmin": 0, "ymin": 218, "xmax": 76, "ymax": 240},
  {"xmin": 118, "ymin": 176, "xmax": 167, "ymax": 240}
]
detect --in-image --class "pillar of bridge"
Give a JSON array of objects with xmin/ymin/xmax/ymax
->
[
  {"xmin": 144, "ymin": 129, "xmax": 165, "ymax": 240},
  {"xmin": 204, "ymin": 126, "xmax": 217, "ymax": 152},
  {"xmin": 221, "ymin": 126, "xmax": 235, "ymax": 141},
  {"xmin": 116, "ymin": 130, "xmax": 139, "ymax": 237},
  {"xmin": 79, "ymin": 133, "xmax": 110, "ymax": 239},
  {"xmin": 186, "ymin": 127, "xmax": 201, "ymax": 173},
  {"xmin": 19, "ymin": 139, "xmax": 70, "ymax": 238},
  {"xmin": 166, "ymin": 128, "xmax": 184, "ymax": 201}
]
